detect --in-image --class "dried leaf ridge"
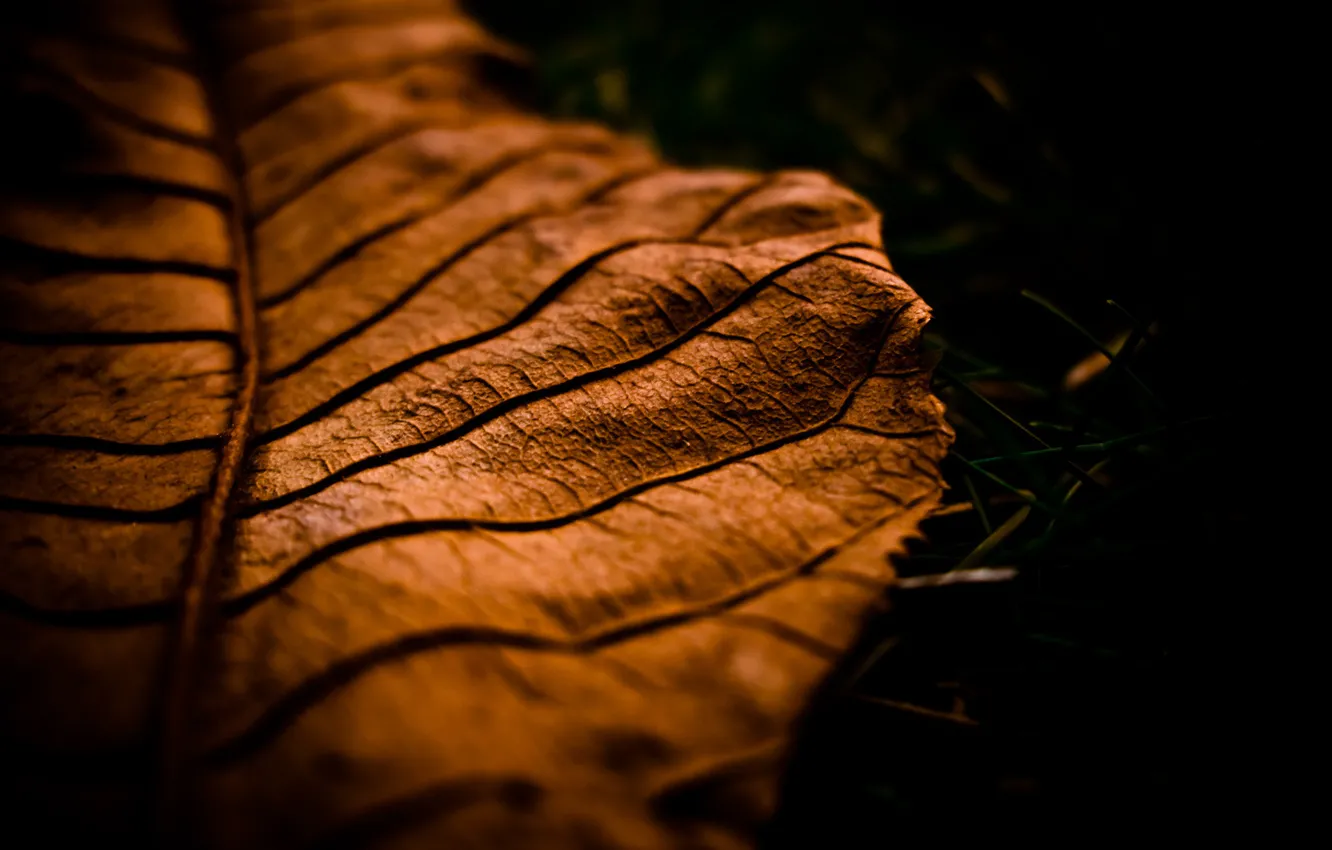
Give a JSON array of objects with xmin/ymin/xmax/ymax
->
[{"xmin": 0, "ymin": 2, "xmax": 950, "ymax": 848}]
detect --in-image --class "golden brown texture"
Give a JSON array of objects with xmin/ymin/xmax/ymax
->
[{"xmin": 0, "ymin": 1, "xmax": 950, "ymax": 847}]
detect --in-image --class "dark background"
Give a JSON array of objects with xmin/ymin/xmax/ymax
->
[
  {"xmin": 468, "ymin": 1, "xmax": 1241, "ymax": 844},
  {"xmin": 467, "ymin": 0, "xmax": 1231, "ymax": 399}
]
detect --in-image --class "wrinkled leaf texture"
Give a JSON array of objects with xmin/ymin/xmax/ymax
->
[{"xmin": 0, "ymin": 0, "xmax": 950, "ymax": 847}]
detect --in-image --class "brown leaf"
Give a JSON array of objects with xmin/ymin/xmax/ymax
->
[{"xmin": 0, "ymin": 1, "xmax": 951, "ymax": 847}]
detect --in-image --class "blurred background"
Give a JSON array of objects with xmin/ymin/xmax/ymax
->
[{"xmin": 467, "ymin": 1, "xmax": 1237, "ymax": 844}]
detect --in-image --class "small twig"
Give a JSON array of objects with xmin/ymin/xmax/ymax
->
[
  {"xmin": 854, "ymin": 695, "xmax": 979, "ymax": 727},
  {"xmin": 960, "ymin": 473, "xmax": 993, "ymax": 533},
  {"xmin": 954, "ymin": 504, "xmax": 1031, "ymax": 572},
  {"xmin": 928, "ymin": 502, "xmax": 977, "ymax": 518},
  {"xmin": 896, "ymin": 567, "xmax": 1018, "ymax": 590}
]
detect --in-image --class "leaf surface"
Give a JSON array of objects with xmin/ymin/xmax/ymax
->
[{"xmin": 0, "ymin": 1, "xmax": 951, "ymax": 847}]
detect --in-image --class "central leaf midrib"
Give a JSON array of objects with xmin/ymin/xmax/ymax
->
[{"xmin": 152, "ymin": 4, "xmax": 263, "ymax": 841}]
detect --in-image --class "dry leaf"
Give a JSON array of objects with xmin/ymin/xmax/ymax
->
[{"xmin": 0, "ymin": 1, "xmax": 951, "ymax": 847}]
